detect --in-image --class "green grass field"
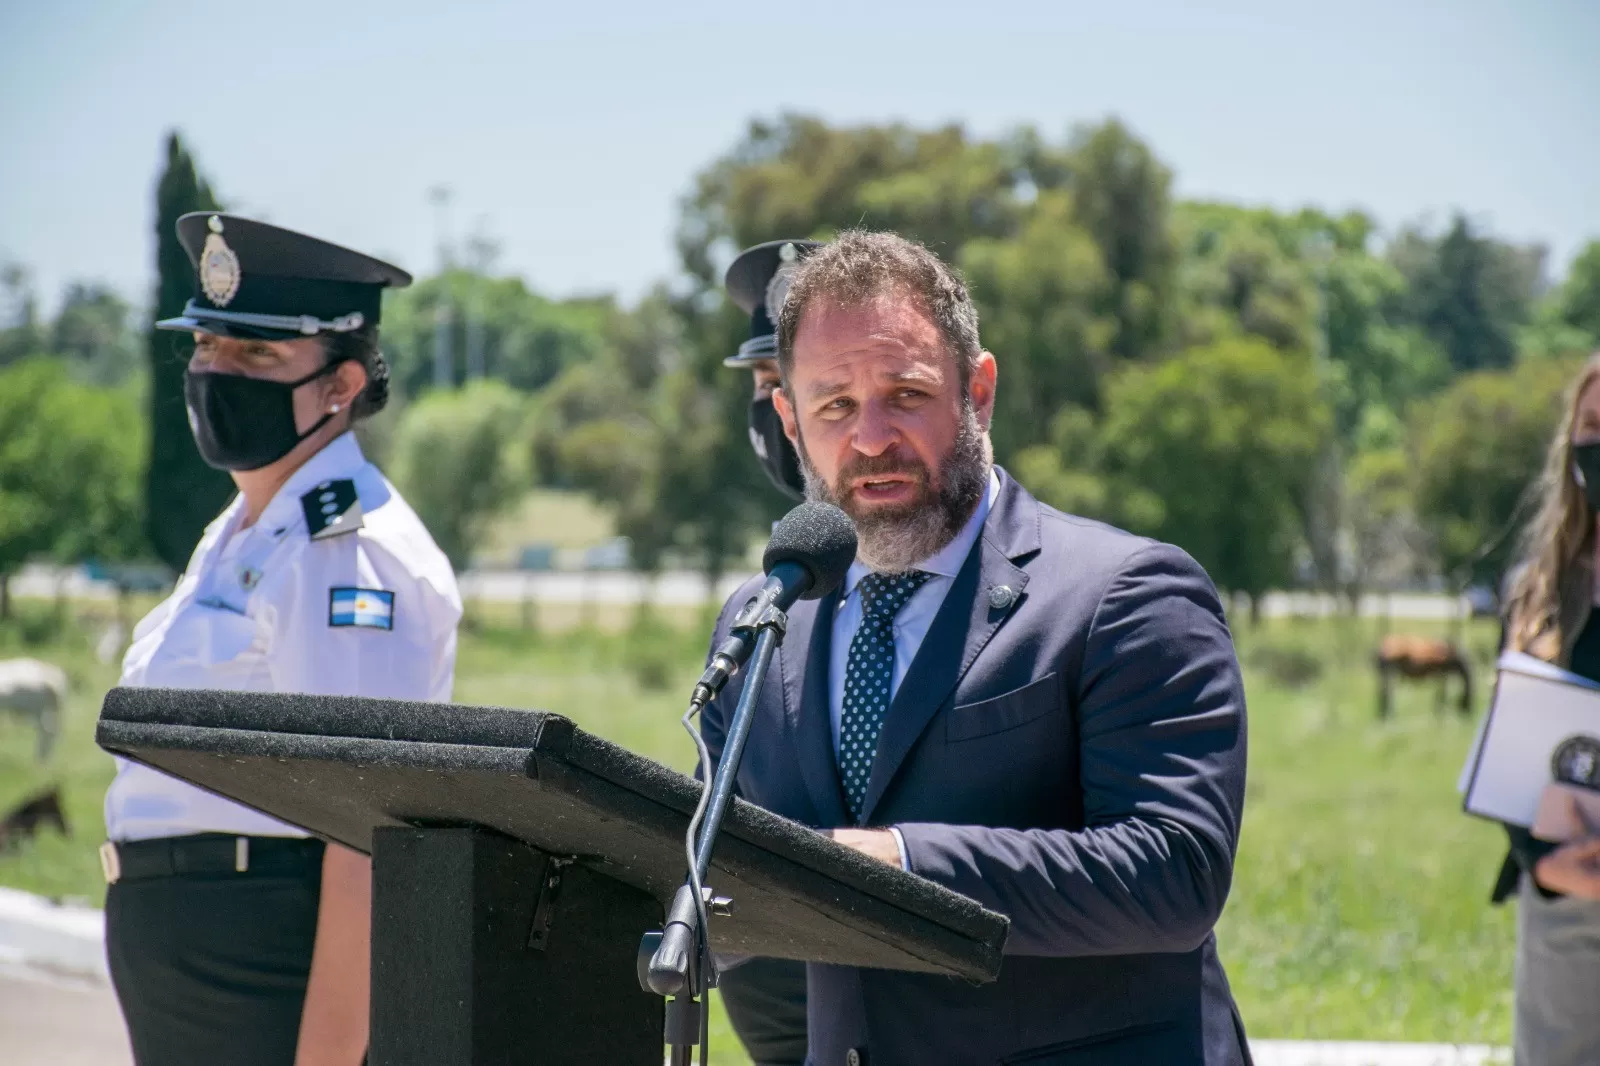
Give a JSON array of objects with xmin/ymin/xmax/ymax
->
[
  {"xmin": 0, "ymin": 598, "xmax": 1514, "ymax": 1059},
  {"xmin": 1221, "ymin": 616, "xmax": 1512, "ymax": 1041},
  {"xmin": 475, "ymin": 488, "xmax": 620, "ymax": 564}
]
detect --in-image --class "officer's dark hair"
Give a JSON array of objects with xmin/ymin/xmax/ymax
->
[
  {"xmin": 775, "ymin": 229, "xmax": 981, "ymax": 389},
  {"xmin": 322, "ymin": 326, "xmax": 389, "ymax": 420}
]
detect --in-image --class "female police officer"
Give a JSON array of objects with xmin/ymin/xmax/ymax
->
[{"xmin": 102, "ymin": 213, "xmax": 461, "ymax": 1066}]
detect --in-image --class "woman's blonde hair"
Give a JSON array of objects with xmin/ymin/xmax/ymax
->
[{"xmin": 1504, "ymin": 353, "xmax": 1600, "ymax": 659}]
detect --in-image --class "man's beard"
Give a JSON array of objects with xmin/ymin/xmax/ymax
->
[{"xmin": 796, "ymin": 404, "xmax": 990, "ymax": 574}]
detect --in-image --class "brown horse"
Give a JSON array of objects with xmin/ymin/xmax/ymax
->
[
  {"xmin": 0, "ymin": 787, "xmax": 69, "ymax": 851},
  {"xmin": 1375, "ymin": 634, "xmax": 1473, "ymax": 719}
]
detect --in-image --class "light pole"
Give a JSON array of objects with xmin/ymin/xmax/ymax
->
[
  {"xmin": 427, "ymin": 186, "xmax": 455, "ymax": 389},
  {"xmin": 463, "ymin": 220, "xmax": 500, "ymax": 382},
  {"xmin": 426, "ymin": 185, "xmax": 454, "ymax": 271},
  {"xmin": 432, "ymin": 302, "xmax": 453, "ymax": 389},
  {"xmin": 1302, "ymin": 230, "xmax": 1342, "ymax": 608}
]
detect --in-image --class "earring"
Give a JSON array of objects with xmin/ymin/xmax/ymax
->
[{"xmin": 330, "ymin": 403, "xmax": 341, "ymax": 414}]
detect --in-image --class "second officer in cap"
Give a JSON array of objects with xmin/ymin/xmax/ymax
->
[
  {"xmin": 724, "ymin": 239, "xmax": 819, "ymax": 501},
  {"xmin": 102, "ymin": 214, "xmax": 462, "ymax": 1066},
  {"xmin": 714, "ymin": 239, "xmax": 817, "ymax": 1066}
]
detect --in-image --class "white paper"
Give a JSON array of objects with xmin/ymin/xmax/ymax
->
[
  {"xmin": 1462, "ymin": 653, "xmax": 1600, "ymax": 827},
  {"xmin": 1496, "ymin": 650, "xmax": 1600, "ymax": 691}
]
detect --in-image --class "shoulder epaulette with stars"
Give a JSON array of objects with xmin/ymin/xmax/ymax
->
[{"xmin": 301, "ymin": 479, "xmax": 364, "ymax": 540}]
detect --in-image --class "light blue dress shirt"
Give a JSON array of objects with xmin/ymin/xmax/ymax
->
[{"xmin": 828, "ymin": 469, "xmax": 998, "ymax": 860}]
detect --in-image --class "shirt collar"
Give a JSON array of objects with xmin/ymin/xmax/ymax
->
[
  {"xmin": 254, "ymin": 431, "xmax": 368, "ymax": 534},
  {"xmin": 843, "ymin": 466, "xmax": 1000, "ymax": 598}
]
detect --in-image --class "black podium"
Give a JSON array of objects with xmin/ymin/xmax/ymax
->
[{"xmin": 97, "ymin": 687, "xmax": 1009, "ymax": 1065}]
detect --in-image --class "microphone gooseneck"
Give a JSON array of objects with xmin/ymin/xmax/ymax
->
[{"xmin": 647, "ymin": 502, "xmax": 857, "ymax": 1064}]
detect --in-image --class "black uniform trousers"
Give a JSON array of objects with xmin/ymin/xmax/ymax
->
[
  {"xmin": 106, "ymin": 835, "xmax": 325, "ymax": 1066},
  {"xmin": 719, "ymin": 956, "xmax": 809, "ymax": 1066}
]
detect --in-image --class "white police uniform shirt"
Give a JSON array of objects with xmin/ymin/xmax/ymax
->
[{"xmin": 105, "ymin": 432, "xmax": 462, "ymax": 842}]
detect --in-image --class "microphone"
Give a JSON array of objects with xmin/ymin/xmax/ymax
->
[
  {"xmin": 690, "ymin": 502, "xmax": 856, "ymax": 708},
  {"xmin": 760, "ymin": 500, "xmax": 859, "ymax": 605},
  {"xmin": 647, "ymin": 502, "xmax": 856, "ymax": 1015}
]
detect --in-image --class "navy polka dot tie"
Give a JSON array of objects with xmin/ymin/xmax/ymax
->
[{"xmin": 838, "ymin": 570, "xmax": 931, "ymax": 821}]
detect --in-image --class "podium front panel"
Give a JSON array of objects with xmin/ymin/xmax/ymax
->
[{"xmin": 99, "ymin": 687, "xmax": 1008, "ymax": 982}]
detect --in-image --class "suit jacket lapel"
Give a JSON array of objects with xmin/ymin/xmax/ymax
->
[
  {"xmin": 857, "ymin": 471, "xmax": 1039, "ymax": 824},
  {"xmin": 783, "ymin": 589, "xmax": 851, "ymax": 827}
]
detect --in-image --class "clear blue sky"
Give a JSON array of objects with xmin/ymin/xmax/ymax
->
[{"xmin": 2, "ymin": 0, "xmax": 1596, "ymax": 313}]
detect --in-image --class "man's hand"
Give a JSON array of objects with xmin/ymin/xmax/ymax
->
[
  {"xmin": 1534, "ymin": 837, "xmax": 1600, "ymax": 900},
  {"xmin": 830, "ymin": 828, "xmax": 903, "ymax": 868}
]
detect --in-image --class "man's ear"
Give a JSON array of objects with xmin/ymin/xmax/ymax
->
[
  {"xmin": 773, "ymin": 385, "xmax": 800, "ymax": 444},
  {"xmin": 970, "ymin": 351, "xmax": 998, "ymax": 431}
]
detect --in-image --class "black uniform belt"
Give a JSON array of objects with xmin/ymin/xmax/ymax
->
[{"xmin": 101, "ymin": 834, "xmax": 324, "ymax": 884}]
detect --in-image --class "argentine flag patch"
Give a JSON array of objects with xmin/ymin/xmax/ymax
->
[{"xmin": 329, "ymin": 587, "xmax": 395, "ymax": 630}]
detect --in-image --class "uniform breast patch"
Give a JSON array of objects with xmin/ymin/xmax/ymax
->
[{"xmin": 329, "ymin": 587, "xmax": 394, "ymax": 630}]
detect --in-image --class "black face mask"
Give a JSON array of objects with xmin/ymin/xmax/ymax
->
[
  {"xmin": 748, "ymin": 396, "xmax": 806, "ymax": 500},
  {"xmin": 1575, "ymin": 442, "xmax": 1600, "ymax": 513},
  {"xmin": 184, "ymin": 362, "xmax": 340, "ymax": 472}
]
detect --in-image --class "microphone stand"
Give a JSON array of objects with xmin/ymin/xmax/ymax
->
[{"xmin": 639, "ymin": 597, "xmax": 788, "ymax": 1066}]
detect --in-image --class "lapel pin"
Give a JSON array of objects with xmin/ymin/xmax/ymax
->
[{"xmin": 987, "ymin": 585, "xmax": 1016, "ymax": 611}]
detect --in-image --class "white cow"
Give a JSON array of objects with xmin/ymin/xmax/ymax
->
[{"xmin": 0, "ymin": 658, "xmax": 68, "ymax": 761}]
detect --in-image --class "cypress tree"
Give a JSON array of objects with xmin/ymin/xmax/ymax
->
[{"xmin": 145, "ymin": 131, "xmax": 231, "ymax": 571}]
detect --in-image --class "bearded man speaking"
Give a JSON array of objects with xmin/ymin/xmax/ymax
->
[{"xmin": 698, "ymin": 231, "xmax": 1251, "ymax": 1065}]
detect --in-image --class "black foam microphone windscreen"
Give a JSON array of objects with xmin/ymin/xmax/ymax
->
[{"xmin": 761, "ymin": 502, "xmax": 857, "ymax": 601}]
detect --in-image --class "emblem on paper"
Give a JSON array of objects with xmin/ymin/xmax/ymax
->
[
  {"xmin": 1552, "ymin": 734, "xmax": 1600, "ymax": 789},
  {"xmin": 200, "ymin": 215, "xmax": 242, "ymax": 307}
]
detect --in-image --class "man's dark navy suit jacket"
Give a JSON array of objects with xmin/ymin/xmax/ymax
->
[{"xmin": 701, "ymin": 469, "xmax": 1252, "ymax": 1066}]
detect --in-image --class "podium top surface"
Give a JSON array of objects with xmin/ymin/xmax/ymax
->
[{"xmin": 98, "ymin": 687, "xmax": 1008, "ymax": 982}]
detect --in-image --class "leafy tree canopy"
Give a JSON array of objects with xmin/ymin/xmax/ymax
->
[
  {"xmin": 387, "ymin": 380, "xmax": 532, "ymax": 571},
  {"xmin": 1411, "ymin": 357, "xmax": 1576, "ymax": 586},
  {"xmin": 1388, "ymin": 213, "xmax": 1545, "ymax": 373},
  {"xmin": 0, "ymin": 359, "xmax": 148, "ymax": 615},
  {"xmin": 382, "ymin": 271, "xmax": 613, "ymax": 398}
]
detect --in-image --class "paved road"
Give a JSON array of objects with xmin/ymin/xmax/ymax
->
[
  {"xmin": 14, "ymin": 564, "xmax": 1479, "ymax": 621},
  {"xmin": 0, "ymin": 967, "xmax": 132, "ymax": 1066},
  {"xmin": 0, "ymin": 965, "xmax": 1510, "ymax": 1066},
  {"xmin": 0, "ymin": 964, "xmax": 1507, "ymax": 1066}
]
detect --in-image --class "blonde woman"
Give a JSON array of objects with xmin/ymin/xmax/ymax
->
[{"xmin": 1498, "ymin": 353, "xmax": 1600, "ymax": 1066}]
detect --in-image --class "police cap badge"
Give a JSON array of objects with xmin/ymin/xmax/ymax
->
[
  {"xmin": 156, "ymin": 213, "xmax": 412, "ymax": 341},
  {"xmin": 199, "ymin": 215, "xmax": 242, "ymax": 307},
  {"xmin": 723, "ymin": 238, "xmax": 821, "ymax": 368}
]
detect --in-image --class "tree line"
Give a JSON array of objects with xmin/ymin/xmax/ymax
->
[{"xmin": 3, "ymin": 121, "xmax": 1599, "ymax": 617}]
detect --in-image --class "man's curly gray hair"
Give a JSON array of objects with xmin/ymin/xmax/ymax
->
[{"xmin": 775, "ymin": 230, "xmax": 981, "ymax": 386}]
